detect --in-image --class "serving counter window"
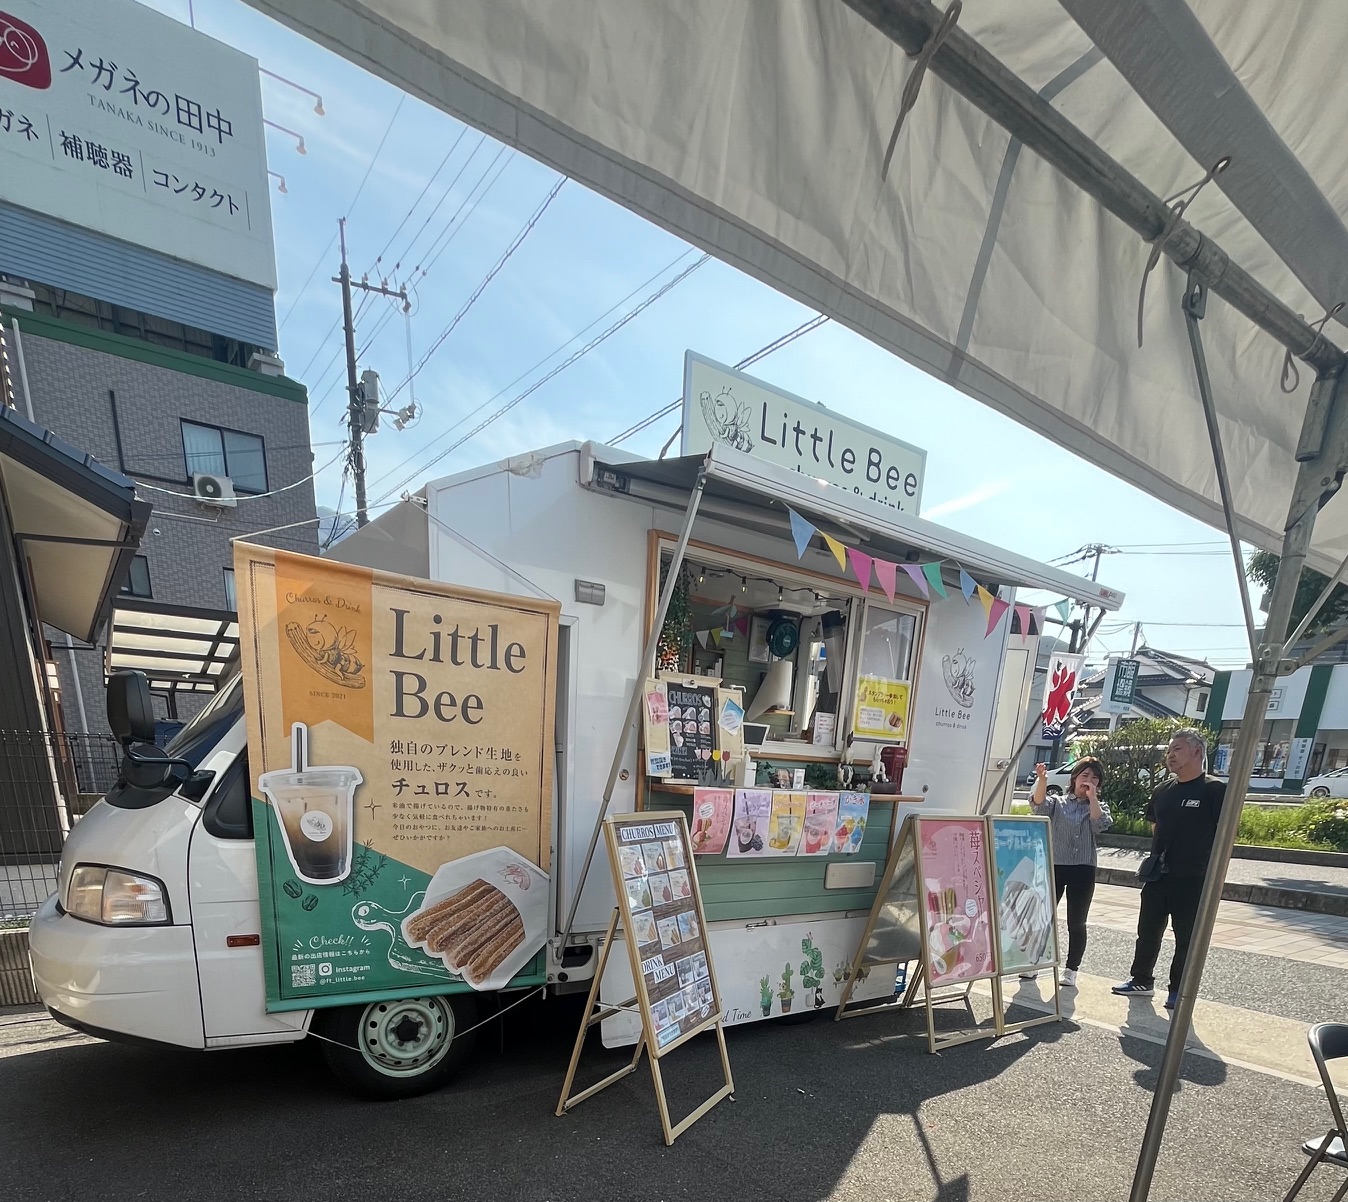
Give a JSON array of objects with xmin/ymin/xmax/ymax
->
[{"xmin": 645, "ymin": 539, "xmax": 925, "ymax": 783}]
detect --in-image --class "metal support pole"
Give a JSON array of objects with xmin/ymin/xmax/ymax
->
[
  {"xmin": 1130, "ymin": 368, "xmax": 1348, "ymax": 1202},
  {"xmin": 842, "ymin": 0, "xmax": 1346, "ymax": 376},
  {"xmin": 1283, "ymin": 544, "xmax": 1348, "ymax": 656},
  {"xmin": 559, "ymin": 464, "xmax": 709, "ymax": 948},
  {"xmin": 1181, "ymin": 275, "xmax": 1259, "ymax": 662}
]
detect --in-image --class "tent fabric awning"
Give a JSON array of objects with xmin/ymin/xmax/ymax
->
[
  {"xmin": 0, "ymin": 404, "xmax": 150, "ymax": 643},
  {"xmin": 582, "ymin": 441, "xmax": 1124, "ymax": 608},
  {"xmin": 244, "ymin": 0, "xmax": 1348, "ymax": 576}
]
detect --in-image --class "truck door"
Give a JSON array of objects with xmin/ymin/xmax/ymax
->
[{"xmin": 188, "ymin": 747, "xmax": 309, "ymax": 1045}]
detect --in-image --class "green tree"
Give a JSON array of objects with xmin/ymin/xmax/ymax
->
[
  {"xmin": 1073, "ymin": 717, "xmax": 1207, "ymax": 820},
  {"xmin": 1246, "ymin": 550, "xmax": 1348, "ymax": 635}
]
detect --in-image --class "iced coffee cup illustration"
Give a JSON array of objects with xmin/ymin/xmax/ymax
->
[{"xmin": 260, "ymin": 723, "xmax": 362, "ymax": 886}]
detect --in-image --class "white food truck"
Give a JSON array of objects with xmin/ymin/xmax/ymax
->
[{"xmin": 29, "ymin": 365, "xmax": 1121, "ymax": 1098}]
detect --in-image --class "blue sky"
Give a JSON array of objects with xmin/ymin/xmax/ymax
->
[{"xmin": 144, "ymin": 0, "xmax": 1253, "ymax": 667}]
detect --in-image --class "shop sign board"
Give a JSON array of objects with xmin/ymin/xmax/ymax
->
[
  {"xmin": 681, "ymin": 352, "xmax": 926, "ymax": 514},
  {"xmin": 234, "ymin": 543, "xmax": 559, "ymax": 1010},
  {"xmin": 0, "ymin": 0, "xmax": 276, "ymax": 288},
  {"xmin": 989, "ymin": 816, "xmax": 1056, "ymax": 974},
  {"xmin": 1098, "ymin": 657, "xmax": 1140, "ymax": 716}
]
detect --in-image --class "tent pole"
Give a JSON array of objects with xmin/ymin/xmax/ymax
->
[
  {"xmin": 1129, "ymin": 366, "xmax": 1348, "ymax": 1202},
  {"xmin": 843, "ymin": 0, "xmax": 1346, "ymax": 375},
  {"xmin": 558, "ymin": 463, "xmax": 709, "ymax": 949},
  {"xmin": 1181, "ymin": 274, "xmax": 1259, "ymax": 662}
]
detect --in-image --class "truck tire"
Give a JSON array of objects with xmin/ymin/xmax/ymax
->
[{"xmin": 314, "ymin": 993, "xmax": 478, "ymax": 1100}]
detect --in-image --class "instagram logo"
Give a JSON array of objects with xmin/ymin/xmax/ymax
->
[{"xmin": 0, "ymin": 11, "xmax": 51, "ymax": 91}]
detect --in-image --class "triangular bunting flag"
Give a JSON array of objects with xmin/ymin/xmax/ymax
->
[
  {"xmin": 1054, "ymin": 599, "xmax": 1071, "ymax": 623},
  {"xmin": 901, "ymin": 563, "xmax": 929, "ymax": 598},
  {"xmin": 1034, "ymin": 607, "xmax": 1047, "ymax": 636},
  {"xmin": 823, "ymin": 534, "xmax": 848, "ymax": 571},
  {"xmin": 847, "ymin": 548, "xmax": 874, "ymax": 591},
  {"xmin": 734, "ymin": 615, "xmax": 750, "ymax": 636},
  {"xmin": 976, "ymin": 584, "xmax": 994, "ymax": 617},
  {"xmin": 921, "ymin": 562, "xmax": 947, "ymax": 599},
  {"xmin": 959, "ymin": 568, "xmax": 977, "ymax": 602},
  {"xmin": 874, "ymin": 558, "xmax": 898, "ymax": 603},
  {"xmin": 696, "ymin": 630, "xmax": 709, "ymax": 648},
  {"xmin": 711, "ymin": 629, "xmax": 722, "ymax": 646},
  {"xmin": 789, "ymin": 509, "xmax": 816, "ymax": 559},
  {"xmin": 1014, "ymin": 604, "xmax": 1031, "ymax": 635},
  {"xmin": 986, "ymin": 597, "xmax": 1011, "ymax": 638}
]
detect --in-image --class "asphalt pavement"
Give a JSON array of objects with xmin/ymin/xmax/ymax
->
[{"xmin": 0, "ymin": 980, "xmax": 1339, "ymax": 1202}]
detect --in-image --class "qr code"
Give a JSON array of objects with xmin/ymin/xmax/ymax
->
[{"xmin": 290, "ymin": 963, "xmax": 316, "ymax": 988}]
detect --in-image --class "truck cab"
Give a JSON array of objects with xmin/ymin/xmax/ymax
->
[{"xmin": 29, "ymin": 669, "xmax": 478, "ymax": 1098}]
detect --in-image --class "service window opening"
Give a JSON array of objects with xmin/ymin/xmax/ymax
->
[{"xmin": 654, "ymin": 545, "xmax": 924, "ymax": 757}]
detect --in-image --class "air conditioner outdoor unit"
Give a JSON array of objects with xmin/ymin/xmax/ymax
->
[{"xmin": 192, "ymin": 472, "xmax": 237, "ymax": 508}]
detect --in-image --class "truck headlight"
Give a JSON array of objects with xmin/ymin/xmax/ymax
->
[{"xmin": 66, "ymin": 865, "xmax": 171, "ymax": 926}]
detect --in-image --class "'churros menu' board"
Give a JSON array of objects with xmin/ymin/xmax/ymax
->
[{"xmin": 606, "ymin": 812, "xmax": 722, "ymax": 1055}]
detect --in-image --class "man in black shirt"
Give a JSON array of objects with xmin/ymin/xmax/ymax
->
[{"xmin": 1112, "ymin": 729, "xmax": 1225, "ymax": 1009}]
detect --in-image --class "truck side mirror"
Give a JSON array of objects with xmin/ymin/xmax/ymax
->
[{"xmin": 107, "ymin": 670, "xmax": 158, "ymax": 747}]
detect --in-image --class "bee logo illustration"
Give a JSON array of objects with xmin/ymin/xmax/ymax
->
[{"xmin": 284, "ymin": 612, "xmax": 367, "ymax": 689}]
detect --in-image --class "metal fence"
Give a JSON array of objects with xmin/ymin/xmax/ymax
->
[{"xmin": 0, "ymin": 730, "xmax": 121, "ymax": 920}]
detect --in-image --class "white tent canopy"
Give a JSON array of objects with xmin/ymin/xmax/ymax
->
[{"xmin": 251, "ymin": 0, "xmax": 1348, "ymax": 574}]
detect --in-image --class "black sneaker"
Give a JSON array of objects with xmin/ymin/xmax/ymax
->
[{"xmin": 1111, "ymin": 979, "xmax": 1154, "ymax": 997}]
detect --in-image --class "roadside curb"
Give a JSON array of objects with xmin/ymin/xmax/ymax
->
[
  {"xmin": 1099, "ymin": 833, "xmax": 1348, "ymax": 870},
  {"xmin": 1095, "ymin": 867, "xmax": 1348, "ymax": 918}
]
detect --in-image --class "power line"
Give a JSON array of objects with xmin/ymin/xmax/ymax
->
[
  {"xmin": 386, "ymin": 174, "xmax": 566, "ymax": 403},
  {"xmin": 308, "ymin": 145, "xmax": 512, "ymax": 420},
  {"xmin": 608, "ymin": 315, "xmax": 830, "ymax": 446},
  {"xmin": 370, "ymin": 127, "xmax": 470, "ymax": 276},
  {"xmin": 277, "ymin": 94, "xmax": 408, "ymax": 334},
  {"xmin": 372, "ymin": 253, "xmax": 712, "ymax": 503},
  {"xmin": 365, "ymin": 248, "xmax": 699, "ymax": 494}
]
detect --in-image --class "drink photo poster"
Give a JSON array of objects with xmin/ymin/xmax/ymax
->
[{"xmin": 234, "ymin": 543, "xmax": 559, "ymax": 1009}]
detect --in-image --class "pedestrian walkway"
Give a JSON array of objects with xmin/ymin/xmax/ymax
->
[
  {"xmin": 1089, "ymin": 882, "xmax": 1348, "ymax": 969},
  {"xmin": 978, "ymin": 883, "xmax": 1348, "ymax": 1090},
  {"xmin": 1097, "ymin": 846, "xmax": 1348, "ymax": 898}
]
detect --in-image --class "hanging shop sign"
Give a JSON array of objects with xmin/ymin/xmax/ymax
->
[
  {"xmin": 682, "ymin": 352, "xmax": 926, "ymax": 514},
  {"xmin": 1097, "ymin": 657, "xmax": 1140, "ymax": 716},
  {"xmin": 557, "ymin": 812, "xmax": 733, "ymax": 1145},
  {"xmin": 234, "ymin": 543, "xmax": 559, "ymax": 1010},
  {"xmin": 1041, "ymin": 653, "xmax": 1085, "ymax": 739}
]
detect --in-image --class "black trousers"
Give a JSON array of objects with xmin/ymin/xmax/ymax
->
[
  {"xmin": 1054, "ymin": 863, "xmax": 1096, "ymax": 971},
  {"xmin": 1129, "ymin": 875, "xmax": 1206, "ymax": 991}
]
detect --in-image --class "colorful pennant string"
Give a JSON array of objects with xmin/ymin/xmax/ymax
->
[
  {"xmin": 847, "ymin": 548, "xmax": 874, "ymax": 592},
  {"xmin": 776, "ymin": 507, "xmax": 1076, "ymax": 642},
  {"xmin": 921, "ymin": 562, "xmax": 947, "ymax": 599}
]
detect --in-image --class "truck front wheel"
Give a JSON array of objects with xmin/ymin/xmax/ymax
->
[{"xmin": 314, "ymin": 994, "xmax": 478, "ymax": 1100}]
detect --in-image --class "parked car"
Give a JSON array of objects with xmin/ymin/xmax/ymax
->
[{"xmin": 1303, "ymin": 768, "xmax": 1348, "ymax": 799}]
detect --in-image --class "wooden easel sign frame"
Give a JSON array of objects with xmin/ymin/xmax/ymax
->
[
  {"xmin": 988, "ymin": 814, "xmax": 1062, "ymax": 1034},
  {"xmin": 838, "ymin": 815, "xmax": 1002, "ymax": 1053},
  {"xmin": 557, "ymin": 812, "xmax": 734, "ymax": 1145}
]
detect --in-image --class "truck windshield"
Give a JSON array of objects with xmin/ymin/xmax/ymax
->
[{"xmin": 164, "ymin": 672, "xmax": 244, "ymax": 768}]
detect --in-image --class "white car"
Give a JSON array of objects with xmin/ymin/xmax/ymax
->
[{"xmin": 1303, "ymin": 768, "xmax": 1348, "ymax": 799}]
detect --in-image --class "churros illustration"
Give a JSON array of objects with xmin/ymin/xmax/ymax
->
[{"xmin": 404, "ymin": 878, "xmax": 527, "ymax": 986}]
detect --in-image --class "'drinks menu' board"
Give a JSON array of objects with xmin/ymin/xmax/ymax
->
[
  {"xmin": 234, "ymin": 543, "xmax": 559, "ymax": 1010},
  {"xmin": 608, "ymin": 814, "xmax": 718, "ymax": 1051}
]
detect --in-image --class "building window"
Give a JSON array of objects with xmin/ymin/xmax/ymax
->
[
  {"xmin": 121, "ymin": 555, "xmax": 151, "ymax": 598},
  {"xmin": 223, "ymin": 568, "xmax": 236, "ymax": 612},
  {"xmin": 182, "ymin": 421, "xmax": 267, "ymax": 492},
  {"xmin": 1196, "ymin": 692, "xmax": 1208, "ymax": 714}
]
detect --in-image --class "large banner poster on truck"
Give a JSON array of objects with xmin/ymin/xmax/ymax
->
[{"xmin": 234, "ymin": 543, "xmax": 559, "ymax": 1011}]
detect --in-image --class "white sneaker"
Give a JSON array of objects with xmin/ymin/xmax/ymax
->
[
  {"xmin": 1018, "ymin": 972, "xmax": 1038, "ymax": 981},
  {"xmin": 1061, "ymin": 969, "xmax": 1078, "ymax": 988}
]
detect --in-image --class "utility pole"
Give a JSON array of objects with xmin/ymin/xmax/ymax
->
[
  {"xmin": 1130, "ymin": 621, "xmax": 1142, "ymax": 656},
  {"xmin": 335, "ymin": 218, "xmax": 409, "ymax": 528}
]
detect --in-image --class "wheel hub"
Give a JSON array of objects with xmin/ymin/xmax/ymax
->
[{"xmin": 359, "ymin": 998, "xmax": 454, "ymax": 1076}]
